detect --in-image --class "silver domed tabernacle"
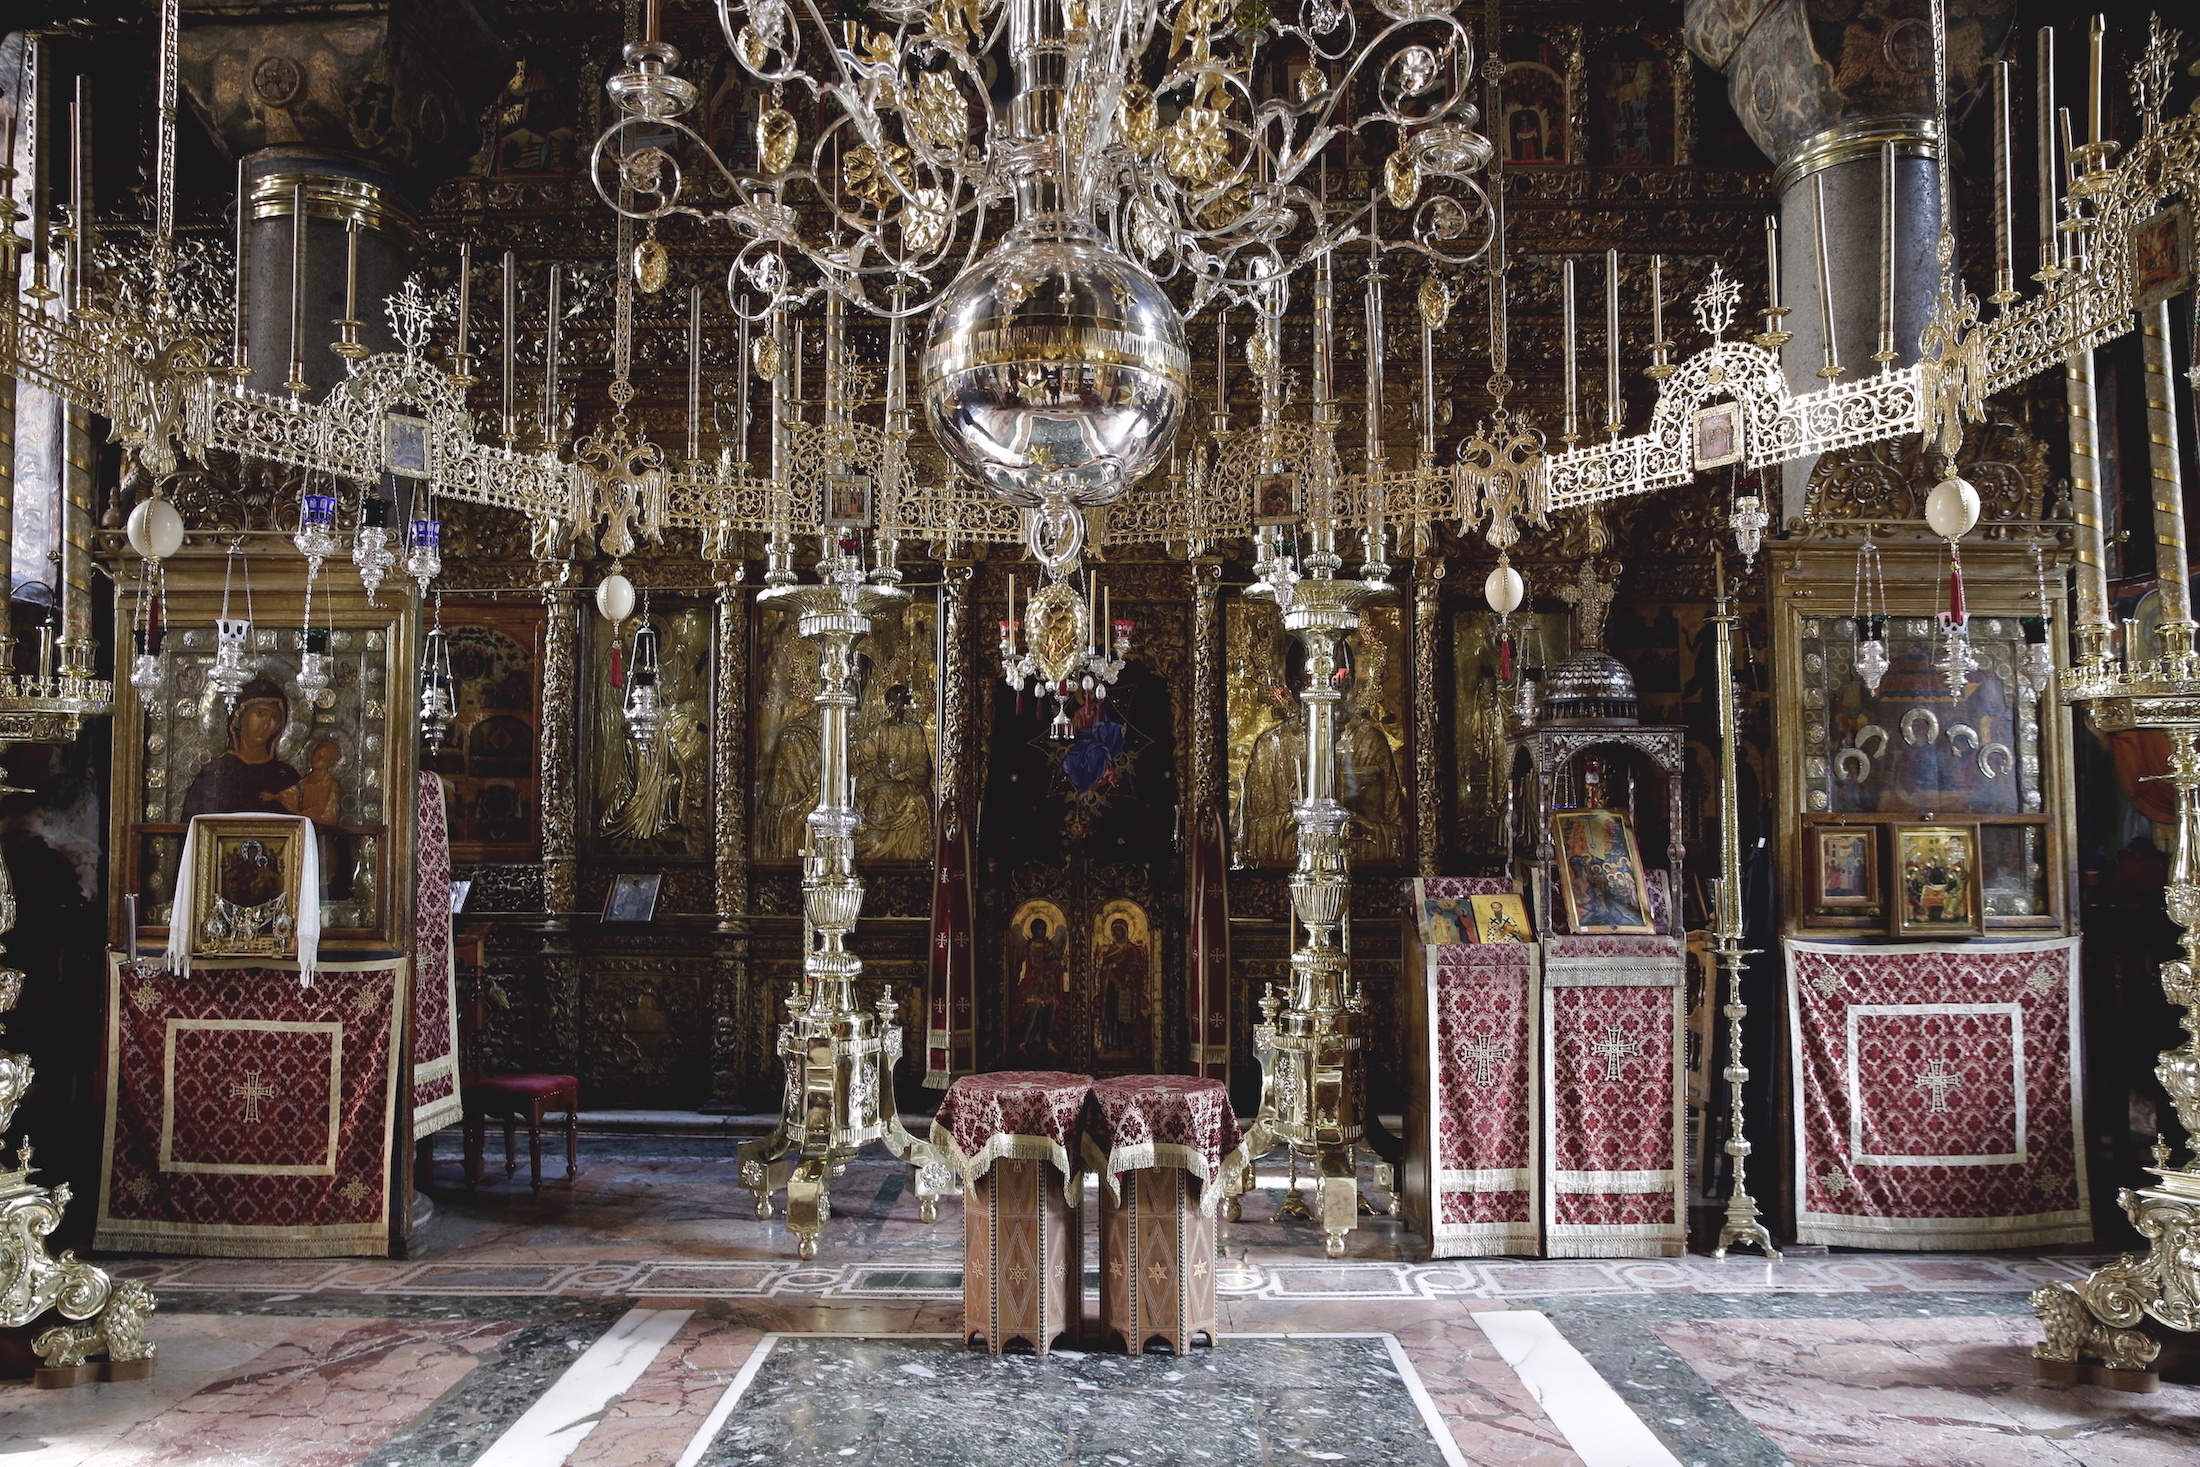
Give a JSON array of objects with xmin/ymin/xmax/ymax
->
[{"xmin": 1540, "ymin": 648, "xmax": 1640, "ymax": 726}]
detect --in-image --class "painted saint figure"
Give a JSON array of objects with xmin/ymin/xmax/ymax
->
[
  {"xmin": 182, "ymin": 678, "xmax": 301, "ymax": 820},
  {"xmin": 1012, "ymin": 915, "xmax": 1066, "ymax": 1055},
  {"xmin": 856, "ymin": 683, "xmax": 933, "ymax": 861},
  {"xmin": 1095, "ymin": 914, "xmax": 1150, "ymax": 1059}
]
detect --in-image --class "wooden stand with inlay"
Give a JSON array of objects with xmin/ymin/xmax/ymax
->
[
  {"xmin": 963, "ymin": 1157, "xmax": 1080, "ymax": 1355},
  {"xmin": 1099, "ymin": 1166, "xmax": 1216, "ymax": 1356}
]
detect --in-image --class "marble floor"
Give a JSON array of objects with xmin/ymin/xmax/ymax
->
[{"xmin": 6, "ymin": 1130, "xmax": 2193, "ymax": 1466}]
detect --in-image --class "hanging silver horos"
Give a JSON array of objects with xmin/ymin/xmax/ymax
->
[{"xmin": 1851, "ymin": 534, "xmax": 1890, "ymax": 694}]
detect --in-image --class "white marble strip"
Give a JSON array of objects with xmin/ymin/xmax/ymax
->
[
  {"xmin": 1473, "ymin": 1310, "xmax": 1683, "ymax": 1467},
  {"xmin": 674, "ymin": 1333, "xmax": 779, "ymax": 1467},
  {"xmin": 471, "ymin": 1307, "xmax": 693, "ymax": 1467},
  {"xmin": 1379, "ymin": 1332, "xmax": 1473, "ymax": 1467}
]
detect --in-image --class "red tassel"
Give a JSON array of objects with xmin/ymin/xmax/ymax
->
[
  {"xmin": 146, "ymin": 591, "xmax": 165, "ymax": 655},
  {"xmin": 1948, "ymin": 564, "xmax": 1967, "ymax": 625},
  {"xmin": 609, "ymin": 643, "xmax": 624, "ymax": 688},
  {"xmin": 1498, "ymin": 633, "xmax": 1513, "ymax": 682}
]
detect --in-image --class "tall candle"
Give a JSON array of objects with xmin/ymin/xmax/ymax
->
[
  {"xmin": 285, "ymin": 181, "xmax": 307, "ymax": 392},
  {"xmin": 1764, "ymin": 215, "xmax": 1781, "ymax": 311},
  {"xmin": 500, "ymin": 250, "xmax": 515, "ymax": 442},
  {"xmin": 1878, "ymin": 140, "xmax": 1896, "ymax": 364},
  {"xmin": 1419, "ymin": 317, "xmax": 1436, "ymax": 464},
  {"xmin": 1992, "ymin": 60, "xmax": 2014, "ymax": 300},
  {"xmin": 456, "ymin": 240, "xmax": 472, "ymax": 362},
  {"xmin": 232, "ymin": 157, "xmax": 250, "ymax": 377},
  {"xmin": 67, "ymin": 88, "xmax": 83, "ymax": 313},
  {"xmin": 2037, "ymin": 26, "xmax": 2059, "ymax": 279},
  {"xmin": 2086, "ymin": 13, "xmax": 2104, "ymax": 149},
  {"xmin": 340, "ymin": 215, "xmax": 359, "ymax": 337},
  {"xmin": 1604, "ymin": 247, "xmax": 1620, "ymax": 433},
  {"xmin": 1365, "ymin": 228, "xmax": 1385, "ymax": 474},
  {"xmin": 1812, "ymin": 172, "xmax": 1841, "ymax": 377},
  {"xmin": 686, "ymin": 285, "xmax": 702, "ymax": 462},
  {"xmin": 544, "ymin": 262, "xmax": 562, "ymax": 443},
  {"xmin": 1561, "ymin": 257, "xmax": 1578, "ymax": 441},
  {"xmin": 1650, "ymin": 253, "xmax": 1664, "ymax": 351},
  {"xmin": 734, "ymin": 307, "xmax": 751, "ymax": 469}
]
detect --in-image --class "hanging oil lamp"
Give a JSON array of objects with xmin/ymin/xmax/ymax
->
[
  {"xmin": 1925, "ymin": 472, "xmax": 1981, "ymax": 698},
  {"xmin": 418, "ymin": 594, "xmax": 455, "ymax": 751},
  {"xmin": 293, "ymin": 490, "xmax": 339, "ymax": 574},
  {"xmin": 209, "ymin": 543, "xmax": 254, "ymax": 712},
  {"xmin": 2021, "ymin": 543, "xmax": 2056, "ymax": 701},
  {"xmin": 624, "ymin": 596, "xmax": 663, "ymax": 752},
  {"xmin": 1729, "ymin": 470, "xmax": 1768, "ymax": 569},
  {"xmin": 1851, "ymin": 532, "xmax": 1890, "ymax": 694},
  {"xmin": 125, "ymin": 496, "xmax": 184, "ymax": 702},
  {"xmin": 353, "ymin": 493, "xmax": 396, "ymax": 605},
  {"xmin": 404, "ymin": 497, "xmax": 443, "ymax": 597}
]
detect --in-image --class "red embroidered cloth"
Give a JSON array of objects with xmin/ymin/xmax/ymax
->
[
  {"xmin": 1420, "ymin": 942, "xmax": 1538, "ymax": 1255},
  {"xmin": 1542, "ymin": 973, "xmax": 1685, "ymax": 1258},
  {"xmin": 1785, "ymin": 938, "xmax": 2089, "ymax": 1249},
  {"xmin": 412, "ymin": 775, "xmax": 461, "ymax": 1135},
  {"xmin": 97, "ymin": 955, "xmax": 408, "ymax": 1257},
  {"xmin": 1079, "ymin": 1074, "xmax": 1244, "ymax": 1215},
  {"xmin": 931, "ymin": 1071, "xmax": 1092, "ymax": 1198}
]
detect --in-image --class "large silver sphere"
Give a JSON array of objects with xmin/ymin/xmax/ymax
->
[{"xmin": 920, "ymin": 216, "xmax": 1188, "ymax": 508}]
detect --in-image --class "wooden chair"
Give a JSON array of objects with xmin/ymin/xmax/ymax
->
[{"xmin": 454, "ymin": 924, "xmax": 579, "ymax": 1191}]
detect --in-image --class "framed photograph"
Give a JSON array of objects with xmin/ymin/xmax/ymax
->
[
  {"xmin": 448, "ymin": 879, "xmax": 473, "ymax": 915},
  {"xmin": 1806, "ymin": 823, "xmax": 1881, "ymax": 917},
  {"xmin": 825, "ymin": 473, "xmax": 874, "ymax": 528},
  {"xmin": 1692, "ymin": 401, "xmax": 1743, "ymax": 470},
  {"xmin": 1552, "ymin": 808, "xmax": 1655, "ymax": 935},
  {"xmin": 1468, "ymin": 892, "xmax": 1533, "ymax": 943},
  {"xmin": 188, "ymin": 816, "xmax": 310, "ymax": 960},
  {"xmin": 602, "ymin": 872, "xmax": 662, "ymax": 923},
  {"xmin": 2133, "ymin": 203, "xmax": 2192, "ymax": 309},
  {"xmin": 383, "ymin": 413, "xmax": 432, "ymax": 479},
  {"xmin": 1253, "ymin": 471, "xmax": 1301, "ymax": 526},
  {"xmin": 1892, "ymin": 823, "xmax": 1982, "ymax": 938},
  {"xmin": 1413, "ymin": 879, "xmax": 1473, "ymax": 945}
]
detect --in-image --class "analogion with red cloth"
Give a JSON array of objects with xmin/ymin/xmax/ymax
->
[
  {"xmin": 1785, "ymin": 937, "xmax": 2089, "ymax": 1249},
  {"xmin": 1541, "ymin": 934, "xmax": 1687, "ymax": 1258},
  {"xmin": 1080, "ymin": 1074, "xmax": 1244, "ymax": 1214},
  {"xmin": 98, "ymin": 955, "xmax": 408, "ymax": 1257},
  {"xmin": 931, "ymin": 1070, "xmax": 1092, "ymax": 1196}
]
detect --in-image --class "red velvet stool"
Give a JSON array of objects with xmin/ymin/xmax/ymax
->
[
  {"xmin": 932, "ymin": 1071, "xmax": 1092, "ymax": 1355},
  {"xmin": 1083, "ymin": 1075, "xmax": 1245, "ymax": 1355},
  {"xmin": 454, "ymin": 926, "xmax": 578, "ymax": 1191}
]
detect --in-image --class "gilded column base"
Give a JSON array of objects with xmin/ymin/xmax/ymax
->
[
  {"xmin": 2030, "ymin": 1165, "xmax": 2200, "ymax": 1393},
  {"xmin": 1226, "ymin": 997, "xmax": 1372, "ymax": 1257}
]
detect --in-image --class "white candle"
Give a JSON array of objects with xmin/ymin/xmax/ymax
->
[
  {"xmin": 2036, "ymin": 26, "xmax": 2059, "ymax": 278},
  {"xmin": 1604, "ymin": 247, "xmax": 1620, "ymax": 433},
  {"xmin": 1561, "ymin": 257, "xmax": 1578, "ymax": 440},
  {"xmin": 2086, "ymin": 13, "xmax": 2104, "ymax": 149},
  {"xmin": 500, "ymin": 250, "xmax": 515, "ymax": 442},
  {"xmin": 456, "ymin": 240, "xmax": 472, "ymax": 361}
]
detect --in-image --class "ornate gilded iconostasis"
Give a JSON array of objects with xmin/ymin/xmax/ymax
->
[{"xmin": 19, "ymin": 0, "xmax": 2200, "ymax": 1294}]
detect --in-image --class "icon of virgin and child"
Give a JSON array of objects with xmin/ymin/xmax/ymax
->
[{"xmin": 182, "ymin": 677, "xmax": 344, "ymax": 826}]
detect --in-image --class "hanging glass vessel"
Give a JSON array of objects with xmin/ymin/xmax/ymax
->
[
  {"xmin": 1851, "ymin": 536, "xmax": 1890, "ymax": 694},
  {"xmin": 128, "ymin": 628, "xmax": 164, "ymax": 701},
  {"xmin": 623, "ymin": 615, "xmax": 663, "ymax": 752},
  {"xmin": 404, "ymin": 516, "xmax": 442, "ymax": 596},
  {"xmin": 296, "ymin": 626, "xmax": 333, "ymax": 699},
  {"xmin": 418, "ymin": 611, "xmax": 455, "ymax": 751},
  {"xmin": 1729, "ymin": 493, "xmax": 1768, "ymax": 568},
  {"xmin": 209, "ymin": 616, "xmax": 253, "ymax": 711},
  {"xmin": 293, "ymin": 492, "xmax": 339, "ymax": 574},
  {"xmin": 353, "ymin": 496, "xmax": 396, "ymax": 605}
]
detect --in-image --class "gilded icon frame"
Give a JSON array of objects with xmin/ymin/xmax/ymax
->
[
  {"xmin": 188, "ymin": 817, "xmax": 311, "ymax": 961},
  {"xmin": 1890, "ymin": 822, "xmax": 1983, "ymax": 938}
]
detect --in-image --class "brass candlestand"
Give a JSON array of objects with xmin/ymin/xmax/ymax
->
[
  {"xmin": 1708, "ymin": 554, "xmax": 1777, "ymax": 1260},
  {"xmin": 2031, "ymin": 673, "xmax": 2200, "ymax": 1386},
  {"xmin": 735, "ymin": 541, "xmax": 948, "ymax": 1258},
  {"xmin": 1226, "ymin": 523, "xmax": 1395, "ymax": 1257}
]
